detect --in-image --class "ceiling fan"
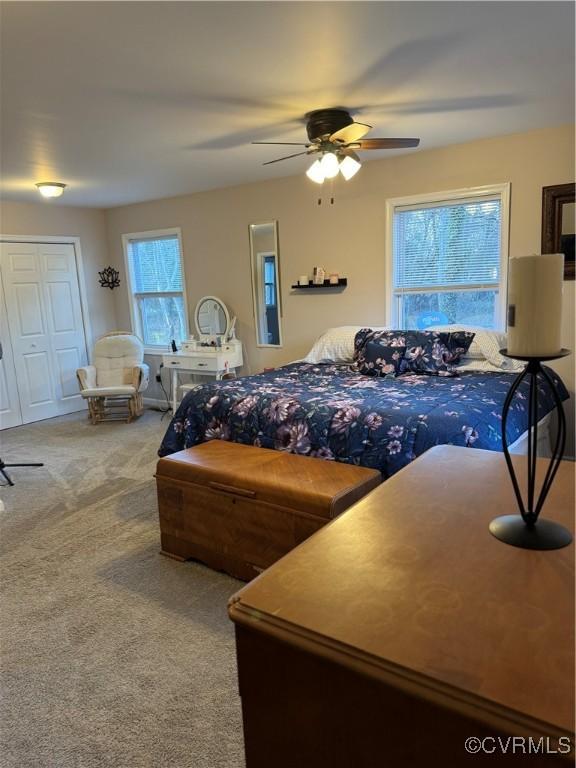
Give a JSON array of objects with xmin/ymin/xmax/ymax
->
[{"xmin": 253, "ymin": 108, "xmax": 420, "ymax": 183}]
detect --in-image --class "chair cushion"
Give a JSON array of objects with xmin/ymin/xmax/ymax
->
[
  {"xmin": 80, "ymin": 385, "xmax": 136, "ymax": 398},
  {"xmin": 93, "ymin": 334, "xmax": 144, "ymax": 387}
]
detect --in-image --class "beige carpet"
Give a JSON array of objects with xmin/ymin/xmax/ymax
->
[{"xmin": 0, "ymin": 410, "xmax": 245, "ymax": 768}]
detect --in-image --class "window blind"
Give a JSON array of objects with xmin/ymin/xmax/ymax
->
[
  {"xmin": 128, "ymin": 235, "xmax": 183, "ymax": 293},
  {"xmin": 393, "ymin": 197, "xmax": 501, "ymax": 290}
]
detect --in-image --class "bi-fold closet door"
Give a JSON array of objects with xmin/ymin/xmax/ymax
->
[{"xmin": 0, "ymin": 242, "xmax": 88, "ymax": 428}]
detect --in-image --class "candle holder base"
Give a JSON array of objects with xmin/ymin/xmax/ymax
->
[
  {"xmin": 489, "ymin": 514, "xmax": 572, "ymax": 550},
  {"xmin": 490, "ymin": 349, "xmax": 572, "ymax": 551}
]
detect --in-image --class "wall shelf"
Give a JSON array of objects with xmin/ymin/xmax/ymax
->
[{"xmin": 291, "ymin": 278, "xmax": 347, "ymax": 290}]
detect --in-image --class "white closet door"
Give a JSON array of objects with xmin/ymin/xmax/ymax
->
[
  {"xmin": 0, "ymin": 269, "xmax": 23, "ymax": 429},
  {"xmin": 39, "ymin": 243, "xmax": 87, "ymax": 415},
  {"xmin": 1, "ymin": 242, "xmax": 87, "ymax": 424}
]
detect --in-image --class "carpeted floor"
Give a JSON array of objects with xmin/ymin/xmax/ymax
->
[{"xmin": 0, "ymin": 409, "xmax": 245, "ymax": 768}]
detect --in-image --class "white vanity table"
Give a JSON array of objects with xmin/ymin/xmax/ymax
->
[
  {"xmin": 162, "ymin": 296, "xmax": 243, "ymax": 413},
  {"xmin": 162, "ymin": 340, "xmax": 243, "ymax": 412}
]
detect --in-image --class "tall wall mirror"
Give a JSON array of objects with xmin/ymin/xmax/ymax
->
[{"xmin": 249, "ymin": 221, "xmax": 283, "ymax": 347}]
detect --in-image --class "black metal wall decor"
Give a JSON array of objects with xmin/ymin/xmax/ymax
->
[
  {"xmin": 489, "ymin": 349, "xmax": 572, "ymax": 550},
  {"xmin": 99, "ymin": 266, "xmax": 120, "ymax": 290}
]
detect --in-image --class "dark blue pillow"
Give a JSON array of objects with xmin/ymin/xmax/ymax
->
[
  {"xmin": 353, "ymin": 329, "xmax": 407, "ymax": 377},
  {"xmin": 399, "ymin": 330, "xmax": 475, "ymax": 376}
]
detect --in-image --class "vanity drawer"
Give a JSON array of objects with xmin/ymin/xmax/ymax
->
[
  {"xmin": 164, "ymin": 355, "xmax": 218, "ymax": 371},
  {"xmin": 189, "ymin": 357, "xmax": 218, "ymax": 371}
]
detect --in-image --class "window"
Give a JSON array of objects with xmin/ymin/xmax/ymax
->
[
  {"xmin": 386, "ymin": 185, "xmax": 510, "ymax": 330},
  {"xmin": 263, "ymin": 256, "xmax": 277, "ymax": 307},
  {"xmin": 122, "ymin": 229, "xmax": 188, "ymax": 349}
]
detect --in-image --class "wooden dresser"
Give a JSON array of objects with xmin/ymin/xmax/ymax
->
[{"xmin": 229, "ymin": 446, "xmax": 575, "ymax": 767}]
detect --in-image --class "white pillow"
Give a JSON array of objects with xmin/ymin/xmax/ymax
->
[
  {"xmin": 304, "ymin": 325, "xmax": 389, "ymax": 364},
  {"xmin": 456, "ymin": 359, "xmax": 513, "ymax": 373},
  {"xmin": 429, "ymin": 325, "xmax": 523, "ymax": 371}
]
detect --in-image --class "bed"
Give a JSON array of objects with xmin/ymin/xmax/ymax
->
[{"xmin": 158, "ymin": 360, "xmax": 568, "ymax": 479}]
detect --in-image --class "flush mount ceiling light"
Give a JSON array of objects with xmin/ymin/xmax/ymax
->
[{"xmin": 35, "ymin": 182, "xmax": 67, "ymax": 198}]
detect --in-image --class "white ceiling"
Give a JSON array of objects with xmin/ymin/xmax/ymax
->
[{"xmin": 1, "ymin": 1, "xmax": 574, "ymax": 208}]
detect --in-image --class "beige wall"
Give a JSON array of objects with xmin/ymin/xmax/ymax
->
[
  {"xmin": 104, "ymin": 123, "xmax": 575, "ymax": 451},
  {"xmin": 1, "ymin": 200, "xmax": 117, "ymax": 343}
]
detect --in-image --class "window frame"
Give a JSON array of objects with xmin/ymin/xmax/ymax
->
[
  {"xmin": 121, "ymin": 227, "xmax": 189, "ymax": 354},
  {"xmin": 384, "ymin": 183, "xmax": 510, "ymax": 330}
]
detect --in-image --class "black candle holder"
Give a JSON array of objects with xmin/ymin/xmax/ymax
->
[{"xmin": 489, "ymin": 349, "xmax": 572, "ymax": 550}]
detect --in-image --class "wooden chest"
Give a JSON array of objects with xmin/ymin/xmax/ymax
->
[{"xmin": 155, "ymin": 441, "xmax": 381, "ymax": 581}]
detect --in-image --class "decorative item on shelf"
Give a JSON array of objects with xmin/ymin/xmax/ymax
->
[
  {"xmin": 98, "ymin": 266, "xmax": 120, "ymax": 290},
  {"xmin": 298, "ymin": 274, "xmax": 309, "ymax": 286},
  {"xmin": 490, "ymin": 253, "xmax": 572, "ymax": 550},
  {"xmin": 313, "ymin": 266, "xmax": 326, "ymax": 285},
  {"xmin": 329, "ymin": 273, "xmax": 339, "ymax": 285}
]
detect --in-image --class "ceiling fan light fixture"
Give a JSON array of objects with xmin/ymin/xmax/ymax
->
[
  {"xmin": 35, "ymin": 182, "xmax": 66, "ymax": 198},
  {"xmin": 339, "ymin": 155, "xmax": 362, "ymax": 181},
  {"xmin": 306, "ymin": 159, "xmax": 325, "ymax": 184},
  {"xmin": 319, "ymin": 152, "xmax": 339, "ymax": 179}
]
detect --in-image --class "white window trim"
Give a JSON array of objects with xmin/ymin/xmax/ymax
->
[
  {"xmin": 384, "ymin": 183, "xmax": 511, "ymax": 330},
  {"xmin": 121, "ymin": 227, "xmax": 189, "ymax": 354}
]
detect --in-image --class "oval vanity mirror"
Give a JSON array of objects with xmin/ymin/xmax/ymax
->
[
  {"xmin": 249, "ymin": 221, "xmax": 283, "ymax": 347},
  {"xmin": 194, "ymin": 296, "xmax": 230, "ymax": 337}
]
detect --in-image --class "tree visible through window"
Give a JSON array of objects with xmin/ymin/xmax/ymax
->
[
  {"xmin": 124, "ymin": 232, "xmax": 187, "ymax": 347},
  {"xmin": 390, "ymin": 190, "xmax": 507, "ymax": 329}
]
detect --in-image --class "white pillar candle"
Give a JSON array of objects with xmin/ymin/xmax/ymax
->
[
  {"xmin": 507, "ymin": 254, "xmax": 564, "ymax": 357},
  {"xmin": 298, "ymin": 275, "xmax": 309, "ymax": 286}
]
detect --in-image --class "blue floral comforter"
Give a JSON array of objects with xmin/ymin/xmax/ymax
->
[{"xmin": 158, "ymin": 363, "xmax": 568, "ymax": 479}]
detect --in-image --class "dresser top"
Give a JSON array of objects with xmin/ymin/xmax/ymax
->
[{"xmin": 230, "ymin": 446, "xmax": 575, "ymax": 735}]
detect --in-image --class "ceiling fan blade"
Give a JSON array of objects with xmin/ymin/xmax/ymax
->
[
  {"xmin": 340, "ymin": 149, "xmax": 361, "ymax": 163},
  {"xmin": 352, "ymin": 138, "xmax": 420, "ymax": 150},
  {"xmin": 329, "ymin": 122, "xmax": 371, "ymax": 144},
  {"xmin": 253, "ymin": 142, "xmax": 310, "ymax": 146},
  {"xmin": 262, "ymin": 151, "xmax": 310, "ymax": 166},
  {"xmin": 356, "ymin": 94, "xmax": 520, "ymax": 117}
]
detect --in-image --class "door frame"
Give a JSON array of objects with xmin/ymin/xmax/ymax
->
[
  {"xmin": 0, "ymin": 267, "xmax": 23, "ymax": 428},
  {"xmin": 0, "ymin": 235, "xmax": 94, "ymax": 355}
]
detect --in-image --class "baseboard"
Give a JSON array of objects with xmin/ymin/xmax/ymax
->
[{"xmin": 144, "ymin": 397, "xmax": 172, "ymax": 411}]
